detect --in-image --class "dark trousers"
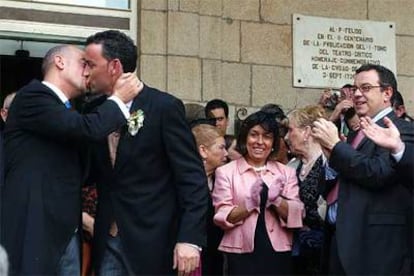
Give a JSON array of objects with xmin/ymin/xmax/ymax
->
[{"xmin": 328, "ymin": 232, "xmax": 345, "ymax": 275}]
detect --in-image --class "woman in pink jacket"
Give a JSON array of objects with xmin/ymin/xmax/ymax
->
[{"xmin": 212, "ymin": 110, "xmax": 304, "ymax": 275}]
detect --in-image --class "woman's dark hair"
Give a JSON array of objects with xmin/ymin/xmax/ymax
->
[{"xmin": 236, "ymin": 111, "xmax": 280, "ymax": 159}]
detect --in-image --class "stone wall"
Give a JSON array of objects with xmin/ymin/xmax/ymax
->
[{"xmin": 140, "ymin": 0, "xmax": 414, "ymax": 133}]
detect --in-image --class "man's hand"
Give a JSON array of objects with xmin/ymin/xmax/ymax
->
[
  {"xmin": 173, "ymin": 243, "xmax": 200, "ymax": 276},
  {"xmin": 360, "ymin": 116, "xmax": 404, "ymax": 154},
  {"xmin": 82, "ymin": 212, "xmax": 94, "ymax": 237},
  {"xmin": 329, "ymin": 99, "xmax": 353, "ymax": 122},
  {"xmin": 311, "ymin": 118, "xmax": 341, "ymax": 150},
  {"xmin": 318, "ymin": 89, "xmax": 332, "ymax": 106},
  {"xmin": 113, "ymin": 73, "xmax": 144, "ymax": 103}
]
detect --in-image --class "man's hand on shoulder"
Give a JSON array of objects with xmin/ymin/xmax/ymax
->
[{"xmin": 113, "ymin": 73, "xmax": 144, "ymax": 103}]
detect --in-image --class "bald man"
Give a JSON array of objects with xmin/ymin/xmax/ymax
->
[{"xmin": 0, "ymin": 44, "xmax": 141, "ymax": 275}]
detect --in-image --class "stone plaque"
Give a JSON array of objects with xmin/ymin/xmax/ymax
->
[{"xmin": 293, "ymin": 14, "xmax": 396, "ymax": 88}]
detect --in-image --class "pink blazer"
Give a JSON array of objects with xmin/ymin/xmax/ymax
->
[{"xmin": 212, "ymin": 158, "xmax": 304, "ymax": 253}]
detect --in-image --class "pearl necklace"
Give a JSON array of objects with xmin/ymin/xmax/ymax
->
[{"xmin": 253, "ymin": 165, "xmax": 266, "ymax": 172}]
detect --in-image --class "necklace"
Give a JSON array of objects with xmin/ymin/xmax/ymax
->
[
  {"xmin": 299, "ymin": 155, "xmax": 320, "ymax": 179},
  {"xmin": 253, "ymin": 165, "xmax": 266, "ymax": 172}
]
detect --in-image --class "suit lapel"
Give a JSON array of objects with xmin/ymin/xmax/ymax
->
[{"xmin": 113, "ymin": 86, "xmax": 148, "ymax": 172}]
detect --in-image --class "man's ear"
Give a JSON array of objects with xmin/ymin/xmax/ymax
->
[
  {"xmin": 110, "ymin": 59, "xmax": 124, "ymax": 76},
  {"xmin": 54, "ymin": 55, "xmax": 65, "ymax": 70},
  {"xmin": 199, "ymin": 144, "xmax": 208, "ymax": 160},
  {"xmin": 383, "ymin": 87, "xmax": 393, "ymax": 103}
]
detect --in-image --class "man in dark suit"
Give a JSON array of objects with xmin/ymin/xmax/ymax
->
[
  {"xmin": 312, "ymin": 64, "xmax": 413, "ymax": 275},
  {"xmin": 360, "ymin": 115, "xmax": 413, "ymax": 191},
  {"xmin": 0, "ymin": 44, "xmax": 140, "ymax": 275},
  {"xmin": 83, "ymin": 30, "xmax": 208, "ymax": 275}
]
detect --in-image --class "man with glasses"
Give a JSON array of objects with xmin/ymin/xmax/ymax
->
[{"xmin": 311, "ymin": 64, "xmax": 413, "ymax": 275}]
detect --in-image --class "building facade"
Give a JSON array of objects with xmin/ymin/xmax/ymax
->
[{"xmin": 1, "ymin": 0, "xmax": 413, "ymax": 133}]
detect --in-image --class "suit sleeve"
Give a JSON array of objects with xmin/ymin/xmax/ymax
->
[
  {"xmin": 329, "ymin": 118, "xmax": 414, "ymax": 190},
  {"xmin": 161, "ymin": 97, "xmax": 209, "ymax": 247},
  {"xmin": 397, "ymin": 143, "xmax": 414, "ymax": 192},
  {"xmin": 13, "ymin": 89, "xmax": 126, "ymax": 142}
]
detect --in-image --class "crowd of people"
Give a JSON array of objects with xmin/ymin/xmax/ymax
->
[{"xmin": 0, "ymin": 29, "xmax": 413, "ymax": 276}]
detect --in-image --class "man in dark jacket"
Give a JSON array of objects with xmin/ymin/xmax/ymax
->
[
  {"xmin": 83, "ymin": 30, "xmax": 208, "ymax": 275},
  {"xmin": 0, "ymin": 44, "xmax": 140, "ymax": 275},
  {"xmin": 312, "ymin": 64, "xmax": 413, "ymax": 275}
]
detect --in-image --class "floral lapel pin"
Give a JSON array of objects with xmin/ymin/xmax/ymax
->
[{"xmin": 127, "ymin": 109, "xmax": 144, "ymax": 136}]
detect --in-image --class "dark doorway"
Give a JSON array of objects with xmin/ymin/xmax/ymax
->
[{"xmin": 0, "ymin": 53, "xmax": 43, "ymax": 103}]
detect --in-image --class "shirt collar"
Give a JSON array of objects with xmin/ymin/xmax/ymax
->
[
  {"xmin": 372, "ymin": 106, "xmax": 393, "ymax": 123},
  {"xmin": 126, "ymin": 100, "xmax": 133, "ymax": 111},
  {"xmin": 42, "ymin": 81, "xmax": 69, "ymax": 104}
]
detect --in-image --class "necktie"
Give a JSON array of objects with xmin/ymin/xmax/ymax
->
[
  {"xmin": 64, "ymin": 101, "xmax": 72, "ymax": 109},
  {"xmin": 326, "ymin": 130, "xmax": 364, "ymax": 204},
  {"xmin": 108, "ymin": 131, "xmax": 120, "ymax": 236},
  {"xmin": 108, "ymin": 131, "xmax": 121, "ymax": 167}
]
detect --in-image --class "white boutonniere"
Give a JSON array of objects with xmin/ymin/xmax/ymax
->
[{"xmin": 128, "ymin": 109, "xmax": 144, "ymax": 136}]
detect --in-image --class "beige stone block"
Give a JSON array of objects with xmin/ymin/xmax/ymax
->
[
  {"xmin": 295, "ymin": 88, "xmax": 325, "ymax": 111},
  {"xmin": 252, "ymin": 65, "xmax": 323, "ymax": 112},
  {"xmin": 200, "ymin": 0, "xmax": 222, "ymax": 16},
  {"xmin": 252, "ymin": 65, "xmax": 296, "ymax": 110},
  {"xmin": 369, "ymin": 0, "xmax": 414, "ymax": 36},
  {"xmin": 141, "ymin": 11, "xmax": 167, "ymax": 54},
  {"xmin": 397, "ymin": 36, "xmax": 414, "ymax": 76},
  {"xmin": 180, "ymin": 0, "xmax": 199, "ymax": 12},
  {"xmin": 200, "ymin": 16, "xmax": 222, "ymax": 59},
  {"xmin": 168, "ymin": 0, "xmax": 180, "ymax": 11},
  {"xmin": 396, "ymin": 76, "xmax": 414, "ymax": 115},
  {"xmin": 140, "ymin": 55, "xmax": 167, "ymax": 91},
  {"xmin": 168, "ymin": 12, "xmax": 199, "ymax": 56},
  {"xmin": 222, "ymin": 18, "xmax": 240, "ymax": 62},
  {"xmin": 241, "ymin": 22, "xmax": 291, "ymax": 66},
  {"xmin": 141, "ymin": 0, "xmax": 168, "ymax": 10},
  {"xmin": 261, "ymin": 0, "xmax": 366, "ymax": 25},
  {"xmin": 203, "ymin": 60, "xmax": 223, "ymax": 101},
  {"xmin": 203, "ymin": 61, "xmax": 250, "ymax": 105},
  {"xmin": 167, "ymin": 56, "xmax": 201, "ymax": 101},
  {"xmin": 223, "ymin": 0, "xmax": 260, "ymax": 21},
  {"xmin": 221, "ymin": 62, "xmax": 251, "ymax": 105}
]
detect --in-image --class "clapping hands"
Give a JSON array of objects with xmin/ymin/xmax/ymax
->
[
  {"xmin": 266, "ymin": 178, "xmax": 284, "ymax": 208},
  {"xmin": 245, "ymin": 179, "xmax": 263, "ymax": 213}
]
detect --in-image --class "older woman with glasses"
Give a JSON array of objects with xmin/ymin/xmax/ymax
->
[{"xmin": 212, "ymin": 110, "xmax": 304, "ymax": 275}]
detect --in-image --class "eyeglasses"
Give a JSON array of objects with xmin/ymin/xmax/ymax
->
[{"xmin": 350, "ymin": 85, "xmax": 382, "ymax": 94}]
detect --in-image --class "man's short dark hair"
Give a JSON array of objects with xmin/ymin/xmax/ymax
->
[
  {"xmin": 236, "ymin": 111, "xmax": 280, "ymax": 159},
  {"xmin": 86, "ymin": 30, "xmax": 137, "ymax": 73},
  {"xmin": 205, "ymin": 99, "xmax": 229, "ymax": 118},
  {"xmin": 355, "ymin": 64, "xmax": 397, "ymax": 95}
]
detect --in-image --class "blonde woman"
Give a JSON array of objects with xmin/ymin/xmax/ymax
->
[
  {"xmin": 192, "ymin": 124, "xmax": 228, "ymax": 275},
  {"xmin": 286, "ymin": 105, "xmax": 332, "ymax": 274}
]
